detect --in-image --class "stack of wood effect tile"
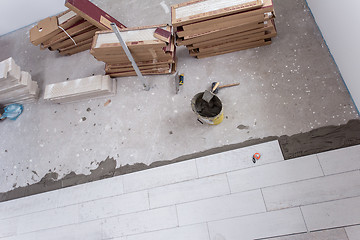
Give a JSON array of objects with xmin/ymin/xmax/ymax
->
[
  {"xmin": 90, "ymin": 25, "xmax": 176, "ymax": 78},
  {"xmin": 172, "ymin": 0, "xmax": 277, "ymax": 58},
  {"xmin": 0, "ymin": 58, "xmax": 39, "ymax": 105},
  {"xmin": 30, "ymin": 0, "xmax": 126, "ymax": 56},
  {"xmin": 44, "ymin": 75, "xmax": 116, "ymax": 104}
]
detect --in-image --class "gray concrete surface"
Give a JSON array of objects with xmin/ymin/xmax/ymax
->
[{"xmin": 0, "ymin": 0, "xmax": 359, "ymax": 193}]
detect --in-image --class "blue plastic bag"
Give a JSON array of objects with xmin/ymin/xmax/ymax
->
[{"xmin": 0, "ymin": 104, "xmax": 23, "ymax": 120}]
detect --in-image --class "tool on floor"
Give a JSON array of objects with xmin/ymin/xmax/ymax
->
[
  {"xmin": 211, "ymin": 82, "xmax": 240, "ymax": 94},
  {"xmin": 252, "ymin": 153, "xmax": 261, "ymax": 163},
  {"xmin": 174, "ymin": 72, "xmax": 184, "ymax": 94},
  {"xmin": 110, "ymin": 23, "xmax": 150, "ymax": 91},
  {"xmin": 202, "ymin": 82, "xmax": 220, "ymax": 102}
]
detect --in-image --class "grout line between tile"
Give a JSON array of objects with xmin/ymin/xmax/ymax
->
[
  {"xmin": 315, "ymin": 154, "xmax": 325, "ymax": 176},
  {"xmin": 344, "ymin": 227, "xmax": 351, "ymax": 240},
  {"xmin": 260, "ymin": 188, "xmax": 268, "ymax": 212},
  {"xmin": 299, "ymin": 206, "xmax": 309, "ymax": 233},
  {"xmin": 194, "ymin": 159, "xmax": 200, "ymax": 179},
  {"xmin": 225, "ymin": 173, "xmax": 232, "ymax": 193},
  {"xmin": 206, "ymin": 222, "xmax": 212, "ymax": 240}
]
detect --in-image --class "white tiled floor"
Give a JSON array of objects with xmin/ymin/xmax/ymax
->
[{"xmin": 0, "ymin": 141, "xmax": 359, "ymax": 240}]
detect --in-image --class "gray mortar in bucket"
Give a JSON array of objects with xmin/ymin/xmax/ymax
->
[{"xmin": 191, "ymin": 92, "xmax": 222, "ymax": 118}]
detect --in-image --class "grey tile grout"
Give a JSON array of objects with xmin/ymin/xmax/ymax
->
[
  {"xmin": 344, "ymin": 226, "xmax": 351, "ymax": 240},
  {"xmin": 315, "ymin": 154, "xmax": 326, "ymax": 176},
  {"xmin": 299, "ymin": 206, "xmax": 309, "ymax": 233},
  {"xmin": 194, "ymin": 159, "xmax": 200, "ymax": 178},
  {"xmin": 260, "ymin": 188, "xmax": 269, "ymax": 212},
  {"xmin": 174, "ymin": 205, "xmax": 180, "ymax": 227},
  {"xmin": 225, "ymin": 173, "xmax": 232, "ymax": 193},
  {"xmin": 206, "ymin": 222, "xmax": 212, "ymax": 240}
]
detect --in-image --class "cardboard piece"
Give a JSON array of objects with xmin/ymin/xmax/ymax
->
[
  {"xmin": 30, "ymin": 17, "xmax": 59, "ymax": 46},
  {"xmin": 154, "ymin": 28, "xmax": 172, "ymax": 43},
  {"xmin": 65, "ymin": 0, "xmax": 126, "ymax": 30}
]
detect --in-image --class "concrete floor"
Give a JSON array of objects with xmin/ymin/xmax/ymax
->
[{"xmin": 0, "ymin": 0, "xmax": 359, "ymax": 193}]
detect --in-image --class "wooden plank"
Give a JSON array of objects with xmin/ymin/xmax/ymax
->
[
  {"xmin": 189, "ymin": 21, "xmax": 274, "ymax": 49},
  {"xmin": 65, "ymin": 0, "xmax": 126, "ymax": 30},
  {"xmin": 59, "ymin": 42, "xmax": 92, "ymax": 55},
  {"xmin": 177, "ymin": 22, "xmax": 263, "ymax": 45},
  {"xmin": 171, "ymin": 0, "xmax": 263, "ymax": 27},
  {"xmin": 105, "ymin": 64, "xmax": 171, "ymax": 73},
  {"xmin": 42, "ymin": 21, "xmax": 93, "ymax": 48},
  {"xmin": 192, "ymin": 28, "xmax": 276, "ymax": 54},
  {"xmin": 49, "ymin": 27, "xmax": 98, "ymax": 50},
  {"xmin": 181, "ymin": 0, "xmax": 274, "ymax": 31},
  {"xmin": 106, "ymin": 59, "xmax": 175, "ymax": 69},
  {"xmin": 108, "ymin": 67, "xmax": 172, "ymax": 77},
  {"xmin": 194, "ymin": 39, "xmax": 272, "ymax": 58},
  {"xmin": 59, "ymin": 38, "xmax": 93, "ymax": 51},
  {"xmin": 177, "ymin": 13, "xmax": 265, "ymax": 38}
]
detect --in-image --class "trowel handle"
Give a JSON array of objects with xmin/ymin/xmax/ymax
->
[
  {"xmin": 219, "ymin": 83, "xmax": 240, "ymax": 89},
  {"xmin": 212, "ymin": 82, "xmax": 220, "ymax": 92}
]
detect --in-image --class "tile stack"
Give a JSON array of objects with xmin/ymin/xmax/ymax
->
[
  {"xmin": 90, "ymin": 25, "xmax": 176, "ymax": 78},
  {"xmin": 172, "ymin": 0, "xmax": 277, "ymax": 59},
  {"xmin": 0, "ymin": 58, "xmax": 39, "ymax": 105},
  {"xmin": 29, "ymin": 0, "xmax": 126, "ymax": 56},
  {"xmin": 44, "ymin": 75, "xmax": 116, "ymax": 104}
]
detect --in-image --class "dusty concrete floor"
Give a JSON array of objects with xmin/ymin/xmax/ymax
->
[{"xmin": 0, "ymin": 0, "xmax": 359, "ymax": 193}]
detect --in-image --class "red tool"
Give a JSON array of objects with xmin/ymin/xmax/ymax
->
[{"xmin": 252, "ymin": 153, "xmax": 261, "ymax": 163}]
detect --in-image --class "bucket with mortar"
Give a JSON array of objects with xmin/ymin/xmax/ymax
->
[{"xmin": 191, "ymin": 92, "xmax": 224, "ymax": 125}]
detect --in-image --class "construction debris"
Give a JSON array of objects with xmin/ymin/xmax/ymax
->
[
  {"xmin": 90, "ymin": 25, "xmax": 177, "ymax": 78},
  {"xmin": 0, "ymin": 58, "xmax": 39, "ymax": 105},
  {"xmin": 172, "ymin": 0, "xmax": 277, "ymax": 58},
  {"xmin": 44, "ymin": 75, "xmax": 116, "ymax": 104},
  {"xmin": 30, "ymin": 0, "xmax": 126, "ymax": 56}
]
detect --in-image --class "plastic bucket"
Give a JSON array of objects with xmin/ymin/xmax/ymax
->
[{"xmin": 191, "ymin": 92, "xmax": 224, "ymax": 125}]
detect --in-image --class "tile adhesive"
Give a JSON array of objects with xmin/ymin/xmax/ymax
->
[{"xmin": 1, "ymin": 119, "xmax": 359, "ymax": 202}]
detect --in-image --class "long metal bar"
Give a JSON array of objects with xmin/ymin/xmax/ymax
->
[{"xmin": 110, "ymin": 23, "xmax": 150, "ymax": 91}]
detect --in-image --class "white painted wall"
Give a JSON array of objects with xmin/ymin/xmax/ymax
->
[
  {"xmin": 306, "ymin": 0, "xmax": 360, "ymax": 111},
  {"xmin": 0, "ymin": 0, "xmax": 67, "ymax": 36}
]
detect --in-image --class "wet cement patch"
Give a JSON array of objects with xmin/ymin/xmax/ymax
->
[
  {"xmin": 279, "ymin": 119, "xmax": 360, "ymax": 159},
  {"xmin": 1, "ymin": 119, "xmax": 360, "ymax": 202}
]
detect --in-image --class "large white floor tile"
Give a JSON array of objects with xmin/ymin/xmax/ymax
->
[
  {"xmin": 0, "ymin": 190, "xmax": 59, "ymax": 220},
  {"xmin": 177, "ymin": 190, "xmax": 266, "ymax": 226},
  {"xmin": 17, "ymin": 205, "xmax": 79, "ymax": 234},
  {"xmin": 301, "ymin": 196, "xmax": 360, "ymax": 231},
  {"xmin": 1, "ymin": 220, "xmax": 103, "ymax": 240},
  {"xmin": 101, "ymin": 206, "xmax": 178, "ymax": 239},
  {"xmin": 114, "ymin": 224, "xmax": 210, "ymax": 240},
  {"xmin": 208, "ymin": 208, "xmax": 306, "ymax": 240},
  {"xmin": 346, "ymin": 225, "xmax": 360, "ymax": 240},
  {"xmin": 123, "ymin": 160, "xmax": 198, "ymax": 193},
  {"xmin": 148, "ymin": 174, "xmax": 230, "ymax": 208},
  {"xmin": 79, "ymin": 190, "xmax": 149, "ymax": 222},
  {"xmin": 227, "ymin": 155, "xmax": 323, "ymax": 193},
  {"xmin": 0, "ymin": 217, "xmax": 17, "ymax": 238},
  {"xmin": 56, "ymin": 176, "xmax": 124, "ymax": 207},
  {"xmin": 317, "ymin": 145, "xmax": 360, "ymax": 175},
  {"xmin": 261, "ymin": 228, "xmax": 348, "ymax": 240},
  {"xmin": 262, "ymin": 170, "xmax": 360, "ymax": 211},
  {"xmin": 196, "ymin": 140, "xmax": 284, "ymax": 178}
]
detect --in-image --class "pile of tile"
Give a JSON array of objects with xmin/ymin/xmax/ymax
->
[
  {"xmin": 30, "ymin": 0, "xmax": 125, "ymax": 56},
  {"xmin": 172, "ymin": 0, "xmax": 277, "ymax": 59},
  {"xmin": 0, "ymin": 58, "xmax": 39, "ymax": 105},
  {"xmin": 90, "ymin": 25, "xmax": 176, "ymax": 78},
  {"xmin": 44, "ymin": 75, "xmax": 116, "ymax": 104}
]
